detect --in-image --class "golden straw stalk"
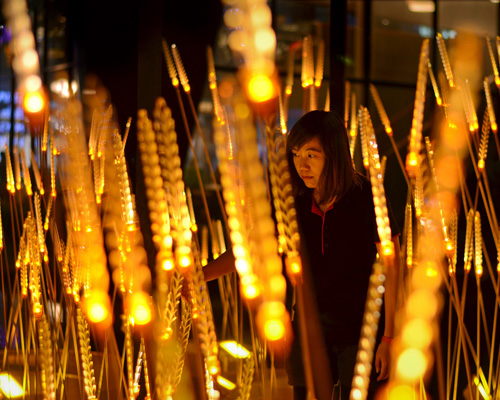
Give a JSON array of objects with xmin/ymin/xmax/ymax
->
[
  {"xmin": 207, "ymin": 46, "xmax": 224, "ymax": 122},
  {"xmin": 30, "ymin": 150, "xmax": 44, "ymax": 195},
  {"xmin": 369, "ymin": 83, "xmax": 393, "ymax": 136},
  {"xmin": 428, "ymin": 61, "xmax": 443, "ymax": 106},
  {"xmin": 171, "ymin": 44, "xmax": 191, "ymax": 93},
  {"xmin": 314, "ymin": 39, "xmax": 325, "ymax": 89},
  {"xmin": 477, "ymin": 108, "xmax": 490, "ymax": 173},
  {"xmin": 76, "ymin": 306, "xmax": 97, "ymax": 399},
  {"xmin": 406, "ymin": 39, "xmax": 429, "ymax": 178},
  {"xmin": 486, "ymin": 34, "xmax": 500, "ymax": 86},
  {"xmin": 5, "ymin": 144, "xmax": 16, "ymax": 194},
  {"xmin": 484, "ymin": 77, "xmax": 498, "ymax": 133},
  {"xmin": 38, "ymin": 314, "xmax": 56, "ymax": 400},
  {"xmin": 437, "ymin": 33, "xmax": 455, "ymax": 88},
  {"xmin": 20, "ymin": 149, "xmax": 33, "ymax": 196},
  {"xmin": 13, "ymin": 145, "xmax": 21, "ymax": 191},
  {"xmin": 345, "ymin": 81, "xmax": 351, "ymax": 127},
  {"xmin": 162, "ymin": 39, "xmax": 180, "ymax": 88},
  {"xmin": 474, "ymin": 212, "xmax": 483, "ymax": 277}
]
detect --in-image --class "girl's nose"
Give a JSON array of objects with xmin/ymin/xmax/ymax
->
[{"xmin": 299, "ymin": 158, "xmax": 309, "ymax": 170}]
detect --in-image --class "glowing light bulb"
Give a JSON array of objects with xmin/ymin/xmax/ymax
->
[
  {"xmin": 396, "ymin": 348, "xmax": 427, "ymax": 379},
  {"xmin": 478, "ymin": 159, "xmax": 485, "ymax": 172},
  {"xmin": 130, "ymin": 292, "xmax": 152, "ymax": 325},
  {"xmin": 242, "ymin": 283, "xmax": 259, "ymax": 299},
  {"xmin": 23, "ymin": 90, "xmax": 45, "ymax": 113},
  {"xmin": 264, "ymin": 319, "xmax": 285, "ymax": 341},
  {"xmin": 88, "ymin": 302, "xmax": 108, "ymax": 323},
  {"xmin": 247, "ymin": 74, "xmax": 274, "ymax": 102}
]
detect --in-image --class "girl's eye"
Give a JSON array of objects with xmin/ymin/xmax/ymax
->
[
  {"xmin": 293, "ymin": 152, "xmax": 299, "ymax": 157},
  {"xmin": 308, "ymin": 154, "xmax": 315, "ymax": 158}
]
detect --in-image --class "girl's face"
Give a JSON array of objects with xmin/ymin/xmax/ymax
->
[{"xmin": 291, "ymin": 136, "xmax": 326, "ymax": 191}]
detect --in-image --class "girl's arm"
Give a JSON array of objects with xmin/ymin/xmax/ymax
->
[{"xmin": 202, "ymin": 250, "xmax": 236, "ymax": 281}]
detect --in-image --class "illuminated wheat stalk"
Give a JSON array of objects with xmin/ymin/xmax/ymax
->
[
  {"xmin": 284, "ymin": 47, "xmax": 295, "ymax": 118},
  {"xmin": 370, "ymin": 84, "xmax": 393, "ymax": 136},
  {"xmin": 474, "ymin": 212, "xmax": 483, "ymax": 277},
  {"xmin": 34, "ymin": 193, "xmax": 47, "ymax": 259},
  {"xmin": 264, "ymin": 125, "xmax": 302, "ymax": 284},
  {"xmin": 88, "ymin": 109, "xmax": 99, "ymax": 161},
  {"xmin": 162, "ymin": 271, "xmax": 183, "ymax": 341},
  {"xmin": 428, "ymin": 61, "xmax": 443, "ymax": 106},
  {"xmin": 314, "ymin": 39, "xmax": 325, "ymax": 89},
  {"xmin": 162, "ymin": 39, "xmax": 180, "ymax": 88},
  {"xmin": 154, "ymin": 98, "xmax": 193, "ymax": 274},
  {"xmin": 237, "ymin": 354, "xmax": 255, "ymax": 400},
  {"xmin": 61, "ymin": 231, "xmax": 72, "ymax": 295},
  {"xmin": 484, "ymin": 77, "xmax": 498, "ymax": 133},
  {"xmin": 191, "ymin": 245, "xmax": 220, "ymax": 379},
  {"xmin": 364, "ymin": 108, "xmax": 394, "ymax": 258},
  {"xmin": 358, "ymin": 106, "xmax": 369, "ymax": 170},
  {"xmin": 111, "ymin": 129, "xmax": 135, "ymax": 227},
  {"xmin": 424, "ymin": 138, "xmax": 450, "ymax": 255},
  {"xmin": 38, "ymin": 314, "xmax": 56, "ymax": 400},
  {"xmin": 5, "ymin": 144, "xmax": 16, "ymax": 194},
  {"xmin": 201, "ymin": 226, "xmax": 208, "ymax": 266},
  {"xmin": 477, "ymin": 109, "xmax": 491, "ymax": 173},
  {"xmin": 137, "ymin": 108, "xmax": 173, "ymax": 293},
  {"xmin": 461, "ymin": 80, "xmax": 475, "ymax": 133},
  {"xmin": 132, "ymin": 339, "xmax": 144, "ymax": 396},
  {"xmin": 345, "ymin": 81, "xmax": 351, "ymax": 127},
  {"xmin": 324, "ymin": 88, "xmax": 330, "ymax": 112},
  {"xmin": 301, "ymin": 35, "xmax": 314, "ymax": 90},
  {"xmin": 406, "ymin": 39, "xmax": 429, "ymax": 178},
  {"xmin": 141, "ymin": 337, "xmax": 152, "ymax": 400},
  {"xmin": 76, "ymin": 306, "xmax": 97, "ymax": 399},
  {"xmin": 466, "ymin": 80, "xmax": 479, "ymax": 133},
  {"xmin": 437, "ymin": 33, "xmax": 454, "ymax": 88},
  {"xmin": 19, "ymin": 149, "xmax": 33, "ymax": 196},
  {"xmin": 449, "ymin": 209, "xmax": 458, "ymax": 275},
  {"xmin": 349, "ymin": 93, "xmax": 358, "ymax": 158},
  {"xmin": 464, "ymin": 210, "xmax": 475, "ymax": 274},
  {"xmin": 31, "ymin": 150, "xmax": 44, "ymax": 195},
  {"xmin": 41, "ymin": 107, "xmax": 50, "ymax": 153},
  {"xmin": 50, "ymin": 132, "xmax": 56, "ymax": 197},
  {"xmin": 406, "ymin": 204, "xmax": 413, "ymax": 269},
  {"xmin": 486, "ymin": 34, "xmax": 500, "ymax": 86},
  {"xmin": 171, "ymin": 44, "xmax": 191, "ymax": 93},
  {"xmin": 125, "ymin": 320, "xmax": 134, "ymax": 400},
  {"xmin": 215, "ymin": 220, "xmax": 226, "ymax": 254},
  {"xmin": 28, "ymin": 213, "xmax": 43, "ymax": 317},
  {"xmin": 19, "ymin": 219, "xmax": 28, "ymax": 296},
  {"xmin": 349, "ymin": 261, "xmax": 385, "ymax": 400},
  {"xmin": 13, "ymin": 145, "xmax": 21, "ymax": 191},
  {"xmin": 207, "ymin": 46, "xmax": 224, "ymax": 122},
  {"xmin": 171, "ymin": 299, "xmax": 192, "ymax": 391},
  {"xmin": 278, "ymin": 91, "xmax": 287, "ymax": 135}
]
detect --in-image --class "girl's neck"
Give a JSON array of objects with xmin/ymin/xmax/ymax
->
[{"xmin": 313, "ymin": 190, "xmax": 335, "ymax": 212}]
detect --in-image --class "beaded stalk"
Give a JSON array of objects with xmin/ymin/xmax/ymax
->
[
  {"xmin": 437, "ymin": 33, "xmax": 455, "ymax": 88},
  {"xmin": 474, "ymin": 212, "xmax": 483, "ymax": 278},
  {"xmin": 132, "ymin": 339, "xmax": 144, "ymax": 396},
  {"xmin": 264, "ymin": 124, "xmax": 302, "ymax": 285},
  {"xmin": 154, "ymin": 98, "xmax": 193, "ymax": 275},
  {"xmin": 284, "ymin": 47, "xmax": 295, "ymax": 118},
  {"xmin": 50, "ymin": 132, "xmax": 56, "ymax": 197},
  {"xmin": 358, "ymin": 106, "xmax": 370, "ymax": 170},
  {"xmin": 34, "ymin": 193, "xmax": 47, "ymax": 259},
  {"xmin": 406, "ymin": 204, "xmax": 413, "ymax": 269},
  {"xmin": 486, "ymin": 34, "xmax": 500, "ymax": 87},
  {"xmin": 484, "ymin": 77, "xmax": 498, "ymax": 133},
  {"xmin": 428, "ymin": 61, "xmax": 442, "ymax": 106},
  {"xmin": 406, "ymin": 39, "xmax": 429, "ymax": 178},
  {"xmin": 5, "ymin": 144, "xmax": 16, "ymax": 194},
  {"xmin": 301, "ymin": 35, "xmax": 314, "ymax": 90},
  {"xmin": 349, "ymin": 261, "xmax": 385, "ymax": 400},
  {"xmin": 27, "ymin": 213, "xmax": 43, "ymax": 318},
  {"xmin": 477, "ymin": 108, "xmax": 490, "ymax": 173},
  {"xmin": 42, "ymin": 106, "xmax": 49, "ymax": 152},
  {"xmin": 349, "ymin": 93, "xmax": 358, "ymax": 159},
  {"xmin": 207, "ymin": 46, "xmax": 224, "ymax": 122},
  {"xmin": 369, "ymin": 84, "xmax": 393, "ymax": 136},
  {"xmin": 278, "ymin": 92, "xmax": 287, "ymax": 135},
  {"xmin": 20, "ymin": 149, "xmax": 33, "ymax": 196},
  {"xmin": 345, "ymin": 81, "xmax": 351, "ymax": 128},
  {"xmin": 13, "ymin": 145, "xmax": 21, "ymax": 191},
  {"xmin": 38, "ymin": 314, "xmax": 56, "ymax": 400},
  {"xmin": 364, "ymin": 107, "xmax": 394, "ymax": 259},
  {"xmin": 30, "ymin": 150, "xmax": 44, "ymax": 195},
  {"xmin": 448, "ymin": 209, "xmax": 458, "ymax": 275},
  {"xmin": 76, "ymin": 306, "xmax": 97, "ymax": 399},
  {"xmin": 237, "ymin": 354, "xmax": 255, "ymax": 400}
]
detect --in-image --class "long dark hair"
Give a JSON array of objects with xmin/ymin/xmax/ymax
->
[{"xmin": 286, "ymin": 110, "xmax": 360, "ymax": 204}]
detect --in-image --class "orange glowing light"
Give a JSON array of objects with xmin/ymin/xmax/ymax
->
[
  {"xmin": 478, "ymin": 159, "xmax": 485, "ymax": 172},
  {"xmin": 388, "ymin": 385, "xmax": 417, "ymax": 400},
  {"xmin": 496, "ymin": 76, "xmax": 500, "ymax": 86},
  {"xmin": 385, "ymin": 126, "xmax": 393, "ymax": 136},
  {"xmin": 23, "ymin": 91, "xmax": 45, "ymax": 113},
  {"xmin": 88, "ymin": 302, "xmax": 108, "ymax": 323},
  {"xmin": 130, "ymin": 292, "xmax": 152, "ymax": 325},
  {"xmin": 407, "ymin": 152, "xmax": 418, "ymax": 167},
  {"xmin": 207, "ymin": 355, "xmax": 220, "ymax": 376},
  {"xmin": 162, "ymin": 258, "xmax": 174, "ymax": 271},
  {"xmin": 33, "ymin": 303, "xmax": 43, "ymax": 317},
  {"xmin": 492, "ymin": 122, "xmax": 498, "ymax": 132},
  {"xmin": 436, "ymin": 97, "xmax": 442, "ymax": 106},
  {"xmin": 247, "ymin": 75, "xmax": 274, "ymax": 102},
  {"xmin": 396, "ymin": 348, "xmax": 427, "ymax": 379},
  {"xmin": 242, "ymin": 283, "xmax": 259, "ymax": 299},
  {"xmin": 264, "ymin": 319, "xmax": 285, "ymax": 341}
]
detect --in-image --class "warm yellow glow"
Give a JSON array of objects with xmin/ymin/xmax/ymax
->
[
  {"xmin": 285, "ymin": 87, "xmax": 292, "ymax": 95},
  {"xmin": 23, "ymin": 91, "xmax": 45, "ymax": 113},
  {"xmin": 492, "ymin": 122, "xmax": 498, "ymax": 132},
  {"xmin": 478, "ymin": 159, "xmax": 485, "ymax": 172},
  {"xmin": 0, "ymin": 373, "xmax": 24, "ymax": 397},
  {"xmin": 85, "ymin": 292, "xmax": 111, "ymax": 324},
  {"xmin": 88, "ymin": 302, "xmax": 108, "ymax": 323},
  {"xmin": 33, "ymin": 303, "xmax": 43, "ymax": 317},
  {"xmin": 382, "ymin": 240, "xmax": 394, "ymax": 257},
  {"xmin": 247, "ymin": 74, "xmax": 274, "ymax": 102},
  {"xmin": 402, "ymin": 319, "xmax": 433, "ymax": 348},
  {"xmin": 130, "ymin": 292, "xmax": 152, "ymax": 325},
  {"xmin": 242, "ymin": 283, "xmax": 259, "ymax": 299},
  {"xmin": 219, "ymin": 340, "xmax": 251, "ymax": 359},
  {"xmin": 217, "ymin": 376, "xmax": 236, "ymax": 391},
  {"xmin": 388, "ymin": 384, "xmax": 416, "ymax": 400},
  {"xmin": 264, "ymin": 319, "xmax": 285, "ymax": 341},
  {"xmin": 396, "ymin": 348, "xmax": 427, "ymax": 379},
  {"xmin": 407, "ymin": 151, "xmax": 418, "ymax": 167},
  {"xmin": 176, "ymin": 246, "xmax": 192, "ymax": 269},
  {"xmin": 495, "ymin": 77, "xmax": 500, "ymax": 86},
  {"xmin": 436, "ymin": 97, "xmax": 442, "ymax": 106},
  {"xmin": 207, "ymin": 355, "xmax": 220, "ymax": 376}
]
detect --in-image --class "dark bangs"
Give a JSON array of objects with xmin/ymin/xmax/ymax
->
[{"xmin": 286, "ymin": 110, "xmax": 360, "ymax": 204}]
